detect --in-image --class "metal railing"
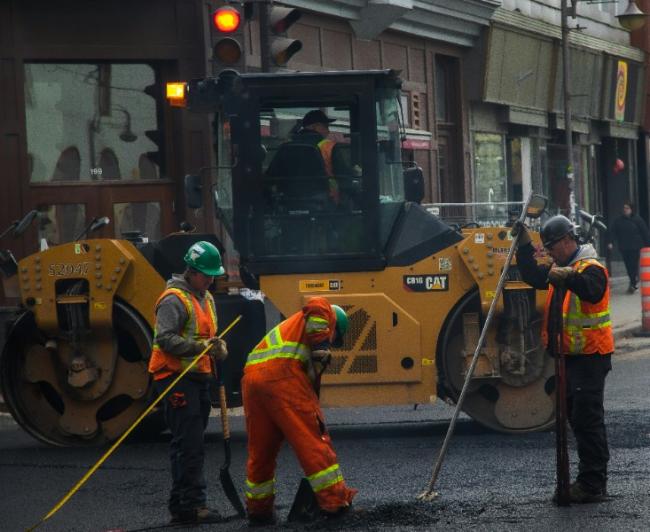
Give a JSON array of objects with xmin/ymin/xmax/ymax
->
[{"xmin": 422, "ymin": 201, "xmax": 525, "ymax": 228}]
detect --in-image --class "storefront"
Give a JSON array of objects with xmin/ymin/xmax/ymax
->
[
  {"xmin": 464, "ymin": 8, "xmax": 645, "ymax": 230},
  {"xmin": 0, "ymin": 0, "xmax": 212, "ymax": 272}
]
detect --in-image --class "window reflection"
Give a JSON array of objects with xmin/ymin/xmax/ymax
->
[
  {"xmin": 24, "ymin": 63, "xmax": 162, "ymax": 182},
  {"xmin": 113, "ymin": 202, "xmax": 161, "ymax": 241},
  {"xmin": 37, "ymin": 204, "xmax": 86, "ymax": 246}
]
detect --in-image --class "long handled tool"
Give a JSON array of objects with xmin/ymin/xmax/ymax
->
[
  {"xmin": 27, "ymin": 315, "xmax": 242, "ymax": 532},
  {"xmin": 418, "ymin": 193, "xmax": 546, "ymax": 501},
  {"xmin": 212, "ymin": 359, "xmax": 246, "ymax": 517},
  {"xmin": 551, "ymin": 286, "xmax": 571, "ymax": 505}
]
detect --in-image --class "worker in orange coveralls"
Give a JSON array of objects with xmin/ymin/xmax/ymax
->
[{"xmin": 242, "ymin": 296, "xmax": 356, "ymax": 525}]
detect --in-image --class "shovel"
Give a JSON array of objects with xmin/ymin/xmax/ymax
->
[{"xmin": 213, "ymin": 360, "xmax": 246, "ymax": 517}]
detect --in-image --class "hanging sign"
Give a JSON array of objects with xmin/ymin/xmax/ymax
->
[{"xmin": 615, "ymin": 60, "xmax": 628, "ymax": 123}]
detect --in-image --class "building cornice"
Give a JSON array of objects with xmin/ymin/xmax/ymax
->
[
  {"xmin": 282, "ymin": 0, "xmax": 502, "ymax": 47},
  {"xmin": 493, "ymin": 8, "xmax": 645, "ymax": 62}
]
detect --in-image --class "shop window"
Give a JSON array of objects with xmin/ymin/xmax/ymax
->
[
  {"xmin": 114, "ymin": 202, "xmax": 162, "ymax": 241},
  {"xmin": 37, "ymin": 204, "xmax": 86, "ymax": 246},
  {"xmin": 24, "ymin": 63, "xmax": 162, "ymax": 182},
  {"xmin": 473, "ymin": 132, "xmax": 508, "ymax": 222}
]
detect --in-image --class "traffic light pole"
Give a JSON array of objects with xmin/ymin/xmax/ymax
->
[
  {"xmin": 259, "ymin": 0, "xmax": 271, "ymax": 72},
  {"xmin": 561, "ymin": 0, "xmax": 577, "ymax": 221}
]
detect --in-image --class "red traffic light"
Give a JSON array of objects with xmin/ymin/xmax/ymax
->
[{"xmin": 213, "ymin": 6, "xmax": 241, "ymax": 33}]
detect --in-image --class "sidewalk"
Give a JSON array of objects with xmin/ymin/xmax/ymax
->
[{"xmin": 609, "ymin": 275, "xmax": 643, "ymax": 340}]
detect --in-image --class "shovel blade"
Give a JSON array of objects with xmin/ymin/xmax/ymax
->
[
  {"xmin": 287, "ymin": 478, "xmax": 319, "ymax": 523},
  {"xmin": 220, "ymin": 467, "xmax": 246, "ymax": 517}
]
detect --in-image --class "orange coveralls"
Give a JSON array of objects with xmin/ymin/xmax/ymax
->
[{"xmin": 242, "ymin": 296, "xmax": 356, "ymax": 518}]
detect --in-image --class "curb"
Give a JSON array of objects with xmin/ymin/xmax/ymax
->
[{"xmin": 613, "ymin": 322, "xmax": 643, "ymax": 341}]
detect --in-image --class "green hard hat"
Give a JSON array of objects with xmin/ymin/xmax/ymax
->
[
  {"xmin": 184, "ymin": 241, "xmax": 225, "ymax": 276},
  {"xmin": 332, "ymin": 304, "xmax": 348, "ymax": 347}
]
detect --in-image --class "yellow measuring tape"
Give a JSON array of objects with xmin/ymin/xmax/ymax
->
[{"xmin": 27, "ymin": 314, "xmax": 242, "ymax": 532}]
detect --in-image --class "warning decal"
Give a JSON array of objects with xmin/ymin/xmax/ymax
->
[
  {"xmin": 403, "ymin": 274, "xmax": 449, "ymax": 292},
  {"xmin": 299, "ymin": 279, "xmax": 342, "ymax": 292}
]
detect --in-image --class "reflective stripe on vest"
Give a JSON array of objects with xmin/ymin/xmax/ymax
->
[
  {"xmin": 307, "ymin": 463, "xmax": 344, "ymax": 493},
  {"xmin": 245, "ymin": 325, "xmax": 311, "ymax": 367},
  {"xmin": 245, "ymin": 477, "xmax": 276, "ymax": 500},
  {"xmin": 149, "ymin": 287, "xmax": 217, "ymax": 377},
  {"xmin": 564, "ymin": 294, "xmax": 612, "ymax": 353},
  {"xmin": 542, "ymin": 258, "xmax": 614, "ymax": 355}
]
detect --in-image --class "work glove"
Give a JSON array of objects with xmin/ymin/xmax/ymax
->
[
  {"xmin": 511, "ymin": 221, "xmax": 531, "ymax": 246},
  {"xmin": 547, "ymin": 266, "xmax": 575, "ymax": 287},
  {"xmin": 205, "ymin": 337, "xmax": 228, "ymax": 361}
]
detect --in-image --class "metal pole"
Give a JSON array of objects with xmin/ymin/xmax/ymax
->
[
  {"xmin": 259, "ymin": 0, "xmax": 270, "ymax": 72},
  {"xmin": 561, "ymin": 0, "xmax": 577, "ymax": 221},
  {"xmin": 417, "ymin": 194, "xmax": 535, "ymax": 501},
  {"xmin": 552, "ymin": 287, "xmax": 570, "ymax": 505}
]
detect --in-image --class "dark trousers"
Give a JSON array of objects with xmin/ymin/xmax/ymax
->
[
  {"xmin": 620, "ymin": 248, "xmax": 640, "ymax": 287},
  {"xmin": 155, "ymin": 376, "xmax": 211, "ymax": 514},
  {"xmin": 566, "ymin": 355, "xmax": 612, "ymax": 492}
]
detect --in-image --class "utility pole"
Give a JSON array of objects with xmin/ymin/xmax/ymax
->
[{"xmin": 561, "ymin": 0, "xmax": 577, "ymax": 221}]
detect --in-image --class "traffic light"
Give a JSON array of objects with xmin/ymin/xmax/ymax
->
[
  {"xmin": 267, "ymin": 6, "xmax": 302, "ymax": 68},
  {"xmin": 211, "ymin": 3, "xmax": 246, "ymax": 74}
]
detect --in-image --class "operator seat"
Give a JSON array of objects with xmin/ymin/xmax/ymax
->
[{"xmin": 264, "ymin": 143, "xmax": 330, "ymax": 212}]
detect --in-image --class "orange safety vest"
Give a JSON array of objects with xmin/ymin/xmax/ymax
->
[
  {"xmin": 541, "ymin": 258, "xmax": 614, "ymax": 355},
  {"xmin": 148, "ymin": 287, "xmax": 217, "ymax": 380},
  {"xmin": 244, "ymin": 297, "xmax": 335, "ymax": 372},
  {"xmin": 317, "ymin": 139, "xmax": 339, "ymax": 203}
]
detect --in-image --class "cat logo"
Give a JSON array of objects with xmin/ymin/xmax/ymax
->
[{"xmin": 403, "ymin": 274, "xmax": 449, "ymax": 292}]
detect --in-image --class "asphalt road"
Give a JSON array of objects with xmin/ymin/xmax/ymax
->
[{"xmin": 1, "ymin": 338, "xmax": 648, "ymax": 532}]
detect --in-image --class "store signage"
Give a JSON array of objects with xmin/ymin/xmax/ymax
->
[{"xmin": 615, "ymin": 60, "xmax": 628, "ymax": 123}]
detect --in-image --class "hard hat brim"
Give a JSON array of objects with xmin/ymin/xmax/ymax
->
[{"xmin": 196, "ymin": 265, "xmax": 225, "ymax": 276}]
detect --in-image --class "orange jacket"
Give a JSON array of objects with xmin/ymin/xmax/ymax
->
[
  {"xmin": 148, "ymin": 287, "xmax": 217, "ymax": 380},
  {"xmin": 244, "ymin": 296, "xmax": 336, "ymax": 376},
  {"xmin": 541, "ymin": 258, "xmax": 614, "ymax": 355},
  {"xmin": 317, "ymin": 139, "xmax": 340, "ymax": 203}
]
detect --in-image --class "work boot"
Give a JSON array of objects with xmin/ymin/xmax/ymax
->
[
  {"xmin": 248, "ymin": 511, "xmax": 277, "ymax": 527},
  {"xmin": 552, "ymin": 482, "xmax": 607, "ymax": 504},
  {"xmin": 569, "ymin": 482, "xmax": 607, "ymax": 504},
  {"xmin": 321, "ymin": 504, "xmax": 351, "ymax": 519},
  {"xmin": 175, "ymin": 507, "xmax": 223, "ymax": 524}
]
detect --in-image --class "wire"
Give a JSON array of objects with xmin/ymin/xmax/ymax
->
[{"xmin": 26, "ymin": 314, "xmax": 242, "ymax": 532}]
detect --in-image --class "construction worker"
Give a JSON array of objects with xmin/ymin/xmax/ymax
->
[
  {"xmin": 514, "ymin": 215, "xmax": 613, "ymax": 503},
  {"xmin": 242, "ymin": 296, "xmax": 357, "ymax": 525},
  {"xmin": 148, "ymin": 240, "xmax": 229, "ymax": 525},
  {"xmin": 295, "ymin": 109, "xmax": 359, "ymax": 204}
]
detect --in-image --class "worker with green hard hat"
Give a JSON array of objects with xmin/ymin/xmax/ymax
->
[
  {"xmin": 242, "ymin": 296, "xmax": 356, "ymax": 526},
  {"xmin": 148, "ymin": 240, "xmax": 228, "ymax": 525}
]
